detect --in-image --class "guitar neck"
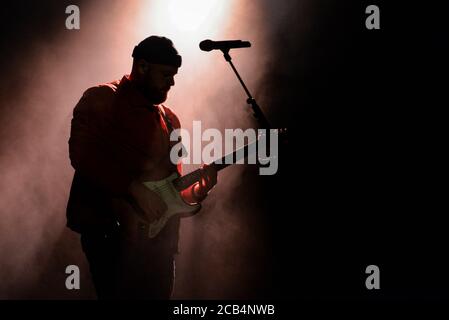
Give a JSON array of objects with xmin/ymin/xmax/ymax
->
[{"xmin": 173, "ymin": 139, "xmax": 258, "ymax": 191}]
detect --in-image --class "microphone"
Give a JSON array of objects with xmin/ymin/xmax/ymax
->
[{"xmin": 199, "ymin": 39, "xmax": 251, "ymax": 52}]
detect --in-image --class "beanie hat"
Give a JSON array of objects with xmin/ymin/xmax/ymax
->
[{"xmin": 132, "ymin": 36, "xmax": 182, "ymax": 68}]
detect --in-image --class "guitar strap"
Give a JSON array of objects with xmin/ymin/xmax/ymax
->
[
  {"xmin": 157, "ymin": 104, "xmax": 174, "ymax": 135},
  {"xmin": 157, "ymin": 105, "xmax": 184, "ymax": 156}
]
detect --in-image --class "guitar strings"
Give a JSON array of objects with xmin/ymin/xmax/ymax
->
[{"xmin": 146, "ymin": 171, "xmax": 201, "ymax": 195}]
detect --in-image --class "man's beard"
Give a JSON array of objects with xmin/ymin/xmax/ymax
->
[{"xmin": 144, "ymin": 87, "xmax": 168, "ymax": 105}]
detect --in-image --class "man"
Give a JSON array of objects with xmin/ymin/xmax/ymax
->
[{"xmin": 66, "ymin": 36, "xmax": 217, "ymax": 299}]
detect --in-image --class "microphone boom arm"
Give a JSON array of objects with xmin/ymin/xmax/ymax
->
[{"xmin": 221, "ymin": 49, "xmax": 271, "ymax": 129}]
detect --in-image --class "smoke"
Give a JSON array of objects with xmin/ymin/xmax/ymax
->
[{"xmin": 0, "ymin": 0, "xmax": 307, "ymax": 299}]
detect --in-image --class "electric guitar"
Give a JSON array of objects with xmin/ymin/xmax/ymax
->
[{"xmin": 141, "ymin": 137, "xmax": 262, "ymax": 238}]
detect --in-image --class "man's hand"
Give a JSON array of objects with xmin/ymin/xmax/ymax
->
[
  {"xmin": 128, "ymin": 180, "xmax": 167, "ymax": 223},
  {"xmin": 192, "ymin": 164, "xmax": 218, "ymax": 202}
]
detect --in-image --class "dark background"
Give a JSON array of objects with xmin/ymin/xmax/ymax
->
[
  {"xmin": 1, "ymin": 0, "xmax": 447, "ymax": 301},
  {"xmin": 262, "ymin": 1, "xmax": 448, "ymax": 300}
]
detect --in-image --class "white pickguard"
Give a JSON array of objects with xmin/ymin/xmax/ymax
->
[{"xmin": 142, "ymin": 172, "xmax": 201, "ymax": 238}]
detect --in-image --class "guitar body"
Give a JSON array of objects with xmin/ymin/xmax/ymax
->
[
  {"xmin": 137, "ymin": 131, "xmax": 277, "ymax": 238},
  {"xmin": 142, "ymin": 172, "xmax": 201, "ymax": 238},
  {"xmin": 119, "ymin": 127, "xmax": 283, "ymax": 239}
]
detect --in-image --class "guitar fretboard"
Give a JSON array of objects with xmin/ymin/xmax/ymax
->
[{"xmin": 172, "ymin": 139, "xmax": 258, "ymax": 191}]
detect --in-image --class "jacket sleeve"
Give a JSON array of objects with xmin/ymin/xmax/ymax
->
[{"xmin": 68, "ymin": 86, "xmax": 134, "ymax": 196}]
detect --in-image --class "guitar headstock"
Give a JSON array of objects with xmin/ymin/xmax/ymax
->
[
  {"xmin": 256, "ymin": 127, "xmax": 288, "ymax": 145},
  {"xmin": 279, "ymin": 127, "xmax": 288, "ymax": 145}
]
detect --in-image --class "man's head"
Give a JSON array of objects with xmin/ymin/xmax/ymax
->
[{"xmin": 130, "ymin": 36, "xmax": 182, "ymax": 104}]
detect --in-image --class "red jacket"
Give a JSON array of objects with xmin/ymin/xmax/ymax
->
[{"xmin": 67, "ymin": 75, "xmax": 181, "ymax": 252}]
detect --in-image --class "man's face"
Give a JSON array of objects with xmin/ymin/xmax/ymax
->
[{"xmin": 142, "ymin": 63, "xmax": 178, "ymax": 104}]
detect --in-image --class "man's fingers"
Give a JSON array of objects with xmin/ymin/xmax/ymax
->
[
  {"xmin": 201, "ymin": 166, "xmax": 216, "ymax": 187},
  {"xmin": 204, "ymin": 172, "xmax": 216, "ymax": 189},
  {"xmin": 194, "ymin": 165, "xmax": 218, "ymax": 201},
  {"xmin": 198, "ymin": 178, "xmax": 206, "ymax": 194},
  {"xmin": 204, "ymin": 166, "xmax": 217, "ymax": 185}
]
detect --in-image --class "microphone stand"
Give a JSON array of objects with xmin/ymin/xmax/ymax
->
[{"xmin": 221, "ymin": 49, "xmax": 271, "ymax": 129}]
